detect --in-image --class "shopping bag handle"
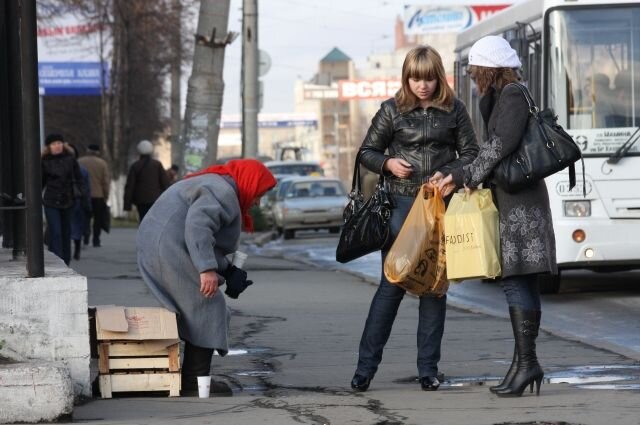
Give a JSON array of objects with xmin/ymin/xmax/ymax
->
[{"xmin": 420, "ymin": 184, "xmax": 441, "ymax": 199}]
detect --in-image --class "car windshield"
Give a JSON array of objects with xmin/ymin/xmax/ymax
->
[
  {"xmin": 285, "ymin": 181, "xmax": 345, "ymax": 198},
  {"xmin": 268, "ymin": 164, "xmax": 324, "ymax": 176},
  {"xmin": 547, "ymin": 6, "xmax": 640, "ymax": 157}
]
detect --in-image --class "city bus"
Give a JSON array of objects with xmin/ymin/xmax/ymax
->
[{"xmin": 454, "ymin": 0, "xmax": 640, "ymax": 293}]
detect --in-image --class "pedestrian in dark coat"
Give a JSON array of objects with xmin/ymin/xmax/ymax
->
[
  {"xmin": 351, "ymin": 45, "xmax": 479, "ymax": 393},
  {"xmin": 437, "ymin": 36, "xmax": 557, "ymax": 397},
  {"xmin": 68, "ymin": 144, "xmax": 91, "ymax": 260},
  {"xmin": 123, "ymin": 140, "xmax": 170, "ymax": 222},
  {"xmin": 137, "ymin": 159, "xmax": 276, "ymax": 396},
  {"xmin": 41, "ymin": 134, "xmax": 85, "ymax": 265}
]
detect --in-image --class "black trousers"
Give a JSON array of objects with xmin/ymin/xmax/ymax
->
[
  {"xmin": 136, "ymin": 203, "xmax": 153, "ymax": 223},
  {"xmin": 89, "ymin": 198, "xmax": 108, "ymax": 243},
  {"xmin": 181, "ymin": 341, "xmax": 214, "ymax": 389}
]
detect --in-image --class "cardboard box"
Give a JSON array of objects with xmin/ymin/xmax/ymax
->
[{"xmin": 95, "ymin": 306, "xmax": 179, "ymax": 345}]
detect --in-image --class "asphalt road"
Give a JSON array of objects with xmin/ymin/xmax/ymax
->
[
  {"xmin": 69, "ymin": 228, "xmax": 640, "ymax": 425},
  {"xmin": 255, "ymin": 230, "xmax": 640, "ymax": 361}
]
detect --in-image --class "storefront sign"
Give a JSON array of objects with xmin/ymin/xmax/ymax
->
[{"xmin": 338, "ymin": 80, "xmax": 402, "ymax": 100}]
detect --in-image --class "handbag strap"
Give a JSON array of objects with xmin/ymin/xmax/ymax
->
[
  {"xmin": 350, "ymin": 151, "xmax": 384, "ymax": 200},
  {"xmin": 508, "ymin": 83, "xmax": 586, "ymax": 197}
]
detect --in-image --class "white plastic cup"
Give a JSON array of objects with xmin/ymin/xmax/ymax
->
[
  {"xmin": 197, "ymin": 376, "xmax": 211, "ymax": 398},
  {"xmin": 232, "ymin": 250, "xmax": 248, "ymax": 268}
]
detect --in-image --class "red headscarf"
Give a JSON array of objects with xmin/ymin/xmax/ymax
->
[{"xmin": 186, "ymin": 159, "xmax": 276, "ymax": 232}]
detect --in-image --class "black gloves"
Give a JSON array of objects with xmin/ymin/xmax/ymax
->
[{"xmin": 220, "ymin": 265, "xmax": 253, "ymax": 299}]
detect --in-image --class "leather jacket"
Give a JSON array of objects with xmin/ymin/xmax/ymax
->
[{"xmin": 359, "ymin": 97, "xmax": 478, "ymax": 197}]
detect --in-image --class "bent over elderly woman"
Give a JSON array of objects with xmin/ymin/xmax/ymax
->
[{"xmin": 136, "ymin": 159, "xmax": 276, "ymax": 396}]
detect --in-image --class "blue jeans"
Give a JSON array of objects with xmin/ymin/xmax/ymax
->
[
  {"xmin": 501, "ymin": 274, "xmax": 541, "ymax": 310},
  {"xmin": 355, "ymin": 194, "xmax": 447, "ymax": 379},
  {"xmin": 45, "ymin": 206, "xmax": 72, "ymax": 265}
]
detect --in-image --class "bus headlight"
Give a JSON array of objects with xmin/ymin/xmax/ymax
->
[{"xmin": 564, "ymin": 200, "xmax": 591, "ymax": 217}]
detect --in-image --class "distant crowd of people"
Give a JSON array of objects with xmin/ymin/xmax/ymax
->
[{"xmin": 41, "ymin": 135, "xmax": 180, "ymax": 265}]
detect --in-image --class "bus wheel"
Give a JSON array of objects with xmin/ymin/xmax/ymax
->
[
  {"xmin": 538, "ymin": 272, "xmax": 561, "ymax": 294},
  {"xmin": 283, "ymin": 229, "xmax": 295, "ymax": 240}
]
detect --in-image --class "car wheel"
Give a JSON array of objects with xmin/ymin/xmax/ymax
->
[
  {"xmin": 329, "ymin": 226, "xmax": 340, "ymax": 234},
  {"xmin": 283, "ymin": 229, "xmax": 295, "ymax": 240},
  {"xmin": 538, "ymin": 272, "xmax": 561, "ymax": 294}
]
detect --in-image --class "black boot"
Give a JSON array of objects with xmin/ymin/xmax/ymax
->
[
  {"xmin": 73, "ymin": 240, "xmax": 81, "ymax": 261},
  {"xmin": 495, "ymin": 308, "xmax": 543, "ymax": 397},
  {"xmin": 181, "ymin": 341, "xmax": 232, "ymax": 396},
  {"xmin": 490, "ymin": 310, "xmax": 541, "ymax": 393}
]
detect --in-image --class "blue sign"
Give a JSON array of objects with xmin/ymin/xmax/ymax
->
[{"xmin": 38, "ymin": 62, "xmax": 108, "ymax": 95}]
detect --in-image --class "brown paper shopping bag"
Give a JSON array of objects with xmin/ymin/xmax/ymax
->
[
  {"xmin": 384, "ymin": 185, "xmax": 448, "ymax": 297},
  {"xmin": 444, "ymin": 189, "xmax": 501, "ymax": 281}
]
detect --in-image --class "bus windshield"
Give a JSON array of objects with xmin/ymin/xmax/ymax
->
[{"xmin": 547, "ymin": 6, "xmax": 640, "ymax": 156}]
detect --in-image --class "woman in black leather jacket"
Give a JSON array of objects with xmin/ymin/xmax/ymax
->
[
  {"xmin": 351, "ymin": 46, "xmax": 478, "ymax": 392},
  {"xmin": 42, "ymin": 134, "xmax": 84, "ymax": 265}
]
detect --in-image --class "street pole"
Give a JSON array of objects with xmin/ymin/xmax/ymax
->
[
  {"xmin": 170, "ymin": 0, "xmax": 182, "ymax": 171},
  {"xmin": 241, "ymin": 0, "xmax": 259, "ymax": 158},
  {"xmin": 181, "ymin": 0, "xmax": 237, "ymax": 172},
  {"xmin": 19, "ymin": 0, "xmax": 44, "ymax": 276}
]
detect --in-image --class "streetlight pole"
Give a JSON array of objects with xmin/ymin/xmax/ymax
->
[{"xmin": 242, "ymin": 0, "xmax": 259, "ymax": 158}]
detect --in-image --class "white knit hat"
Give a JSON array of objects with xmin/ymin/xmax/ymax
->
[
  {"xmin": 468, "ymin": 36, "xmax": 522, "ymax": 68},
  {"xmin": 137, "ymin": 140, "xmax": 154, "ymax": 155}
]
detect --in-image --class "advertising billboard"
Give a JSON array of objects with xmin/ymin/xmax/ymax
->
[
  {"xmin": 338, "ymin": 77, "xmax": 454, "ymax": 100},
  {"xmin": 37, "ymin": 3, "xmax": 109, "ymax": 95},
  {"xmin": 404, "ymin": 4, "xmax": 511, "ymax": 34}
]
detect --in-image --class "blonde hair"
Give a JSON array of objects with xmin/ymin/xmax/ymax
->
[
  {"xmin": 396, "ymin": 46, "xmax": 454, "ymax": 113},
  {"xmin": 469, "ymin": 65, "xmax": 520, "ymax": 96}
]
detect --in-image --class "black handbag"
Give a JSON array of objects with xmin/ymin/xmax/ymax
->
[
  {"xmin": 492, "ymin": 83, "xmax": 585, "ymax": 195},
  {"xmin": 336, "ymin": 153, "xmax": 394, "ymax": 263}
]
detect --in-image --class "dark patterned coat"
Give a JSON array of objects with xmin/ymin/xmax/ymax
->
[{"xmin": 451, "ymin": 84, "xmax": 557, "ymax": 278}]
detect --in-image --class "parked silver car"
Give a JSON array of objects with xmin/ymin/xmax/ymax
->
[{"xmin": 272, "ymin": 177, "xmax": 348, "ymax": 240}]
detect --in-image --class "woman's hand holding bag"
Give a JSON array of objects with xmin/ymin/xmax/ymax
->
[{"xmin": 384, "ymin": 185, "xmax": 448, "ymax": 297}]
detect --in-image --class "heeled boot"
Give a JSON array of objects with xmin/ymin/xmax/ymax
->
[
  {"xmin": 495, "ymin": 308, "xmax": 543, "ymax": 397},
  {"xmin": 181, "ymin": 341, "xmax": 232, "ymax": 396},
  {"xmin": 490, "ymin": 310, "xmax": 540, "ymax": 393}
]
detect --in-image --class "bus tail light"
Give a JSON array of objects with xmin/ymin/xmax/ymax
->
[
  {"xmin": 572, "ymin": 229, "xmax": 586, "ymax": 243},
  {"xmin": 564, "ymin": 200, "xmax": 591, "ymax": 217}
]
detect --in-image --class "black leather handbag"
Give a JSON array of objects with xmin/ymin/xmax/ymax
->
[
  {"xmin": 492, "ymin": 83, "xmax": 584, "ymax": 195},
  {"xmin": 336, "ymin": 153, "xmax": 394, "ymax": 264}
]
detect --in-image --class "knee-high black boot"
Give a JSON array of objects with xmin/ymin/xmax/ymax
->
[
  {"xmin": 490, "ymin": 310, "xmax": 540, "ymax": 393},
  {"xmin": 495, "ymin": 308, "xmax": 543, "ymax": 397},
  {"xmin": 181, "ymin": 341, "xmax": 232, "ymax": 396}
]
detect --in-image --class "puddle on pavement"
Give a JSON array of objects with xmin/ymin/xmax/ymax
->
[
  {"xmin": 576, "ymin": 383, "xmax": 640, "ymax": 390},
  {"xmin": 235, "ymin": 370, "xmax": 274, "ymax": 377},
  {"xmin": 396, "ymin": 365, "xmax": 640, "ymax": 391},
  {"xmin": 215, "ymin": 347, "xmax": 271, "ymax": 356}
]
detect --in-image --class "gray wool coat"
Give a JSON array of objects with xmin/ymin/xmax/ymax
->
[
  {"xmin": 137, "ymin": 174, "xmax": 242, "ymax": 353},
  {"xmin": 451, "ymin": 84, "xmax": 557, "ymax": 278}
]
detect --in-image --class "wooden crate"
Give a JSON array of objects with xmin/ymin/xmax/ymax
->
[{"xmin": 97, "ymin": 341, "xmax": 181, "ymax": 398}]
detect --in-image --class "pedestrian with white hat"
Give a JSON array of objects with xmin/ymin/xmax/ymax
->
[
  {"xmin": 435, "ymin": 35, "xmax": 557, "ymax": 397},
  {"xmin": 123, "ymin": 140, "xmax": 171, "ymax": 222}
]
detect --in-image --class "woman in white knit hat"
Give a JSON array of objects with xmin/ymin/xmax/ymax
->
[{"xmin": 436, "ymin": 36, "xmax": 557, "ymax": 397}]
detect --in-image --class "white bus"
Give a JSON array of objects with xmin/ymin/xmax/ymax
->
[{"xmin": 454, "ymin": 0, "xmax": 640, "ymax": 293}]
